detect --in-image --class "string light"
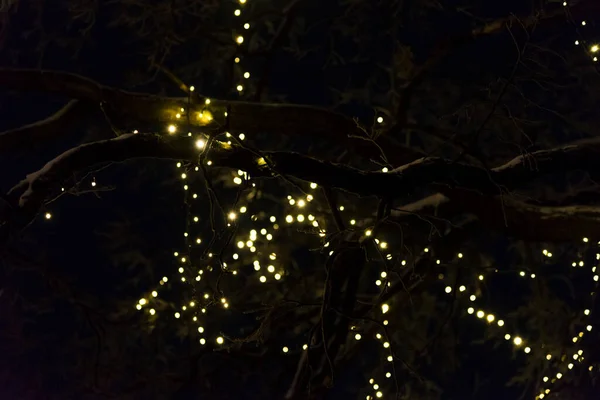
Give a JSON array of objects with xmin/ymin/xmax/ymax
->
[{"xmin": 28, "ymin": 1, "xmax": 597, "ymax": 397}]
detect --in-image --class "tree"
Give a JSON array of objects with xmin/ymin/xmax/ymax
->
[{"xmin": 1, "ymin": 0, "xmax": 600, "ymax": 398}]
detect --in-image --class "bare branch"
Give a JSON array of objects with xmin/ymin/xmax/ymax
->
[
  {"xmin": 393, "ymin": 190, "xmax": 600, "ymax": 242},
  {"xmin": 0, "ymin": 68, "xmax": 423, "ymax": 166},
  {"xmin": 7, "ymin": 132, "xmax": 600, "ymax": 241},
  {"xmin": 0, "ymin": 100, "xmax": 95, "ymax": 154}
]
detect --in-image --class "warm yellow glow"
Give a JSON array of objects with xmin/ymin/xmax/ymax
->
[
  {"xmin": 216, "ymin": 337, "xmax": 224, "ymax": 344},
  {"xmin": 168, "ymin": 125, "xmax": 176, "ymax": 134},
  {"xmin": 198, "ymin": 110, "xmax": 213, "ymax": 124},
  {"xmin": 196, "ymin": 139, "xmax": 206, "ymax": 149},
  {"xmin": 381, "ymin": 304, "xmax": 389, "ymax": 313},
  {"xmin": 513, "ymin": 336, "xmax": 523, "ymax": 346},
  {"xmin": 45, "ymin": 212, "xmax": 52, "ymax": 219}
]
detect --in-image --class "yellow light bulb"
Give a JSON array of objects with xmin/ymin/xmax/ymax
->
[{"xmin": 513, "ymin": 336, "xmax": 523, "ymax": 346}]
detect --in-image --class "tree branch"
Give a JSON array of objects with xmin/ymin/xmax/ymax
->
[
  {"xmin": 393, "ymin": 189, "xmax": 600, "ymax": 242},
  {"xmin": 0, "ymin": 100, "xmax": 96, "ymax": 154},
  {"xmin": 0, "ymin": 68, "xmax": 423, "ymax": 166},
  {"xmin": 7, "ymin": 133, "xmax": 600, "ymax": 241}
]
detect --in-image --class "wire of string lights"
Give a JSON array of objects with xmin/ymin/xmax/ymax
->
[{"xmin": 35, "ymin": 0, "xmax": 599, "ymax": 398}]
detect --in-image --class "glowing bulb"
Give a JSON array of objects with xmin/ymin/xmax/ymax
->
[
  {"xmin": 513, "ymin": 336, "xmax": 522, "ymax": 346},
  {"xmin": 44, "ymin": 212, "xmax": 52, "ymax": 219},
  {"xmin": 216, "ymin": 337, "xmax": 224, "ymax": 344},
  {"xmin": 196, "ymin": 139, "xmax": 206, "ymax": 149},
  {"xmin": 236, "ymin": 36, "xmax": 244, "ymax": 44},
  {"xmin": 168, "ymin": 125, "xmax": 176, "ymax": 133}
]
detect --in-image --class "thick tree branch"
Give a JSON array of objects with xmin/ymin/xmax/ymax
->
[
  {"xmin": 394, "ymin": 190, "xmax": 600, "ymax": 242},
  {"xmin": 0, "ymin": 68, "xmax": 422, "ymax": 166},
  {"xmin": 7, "ymin": 133, "xmax": 600, "ymax": 241}
]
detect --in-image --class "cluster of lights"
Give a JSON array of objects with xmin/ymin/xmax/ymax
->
[
  {"xmin": 127, "ymin": 0, "xmax": 338, "ymax": 352},
  {"xmin": 34, "ymin": 2, "xmax": 598, "ymax": 398},
  {"xmin": 359, "ymin": 235, "xmax": 598, "ymax": 399}
]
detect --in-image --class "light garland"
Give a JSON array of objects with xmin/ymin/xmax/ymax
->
[{"xmin": 33, "ymin": 1, "xmax": 599, "ymax": 398}]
